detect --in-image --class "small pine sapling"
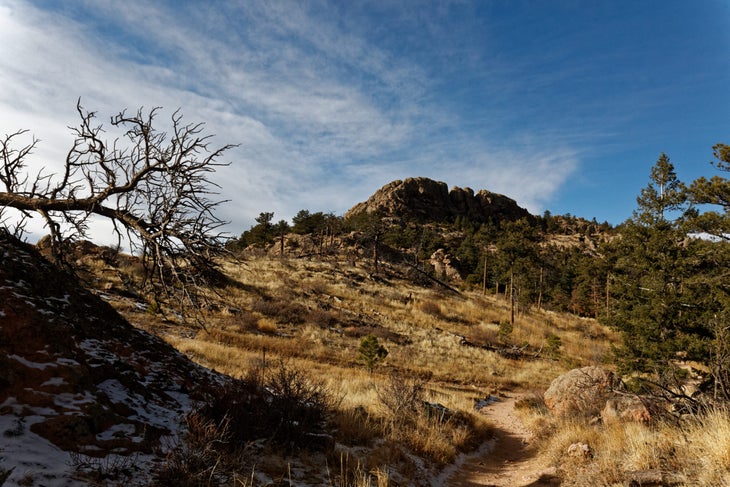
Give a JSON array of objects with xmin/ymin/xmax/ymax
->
[{"xmin": 357, "ymin": 334, "xmax": 388, "ymax": 372}]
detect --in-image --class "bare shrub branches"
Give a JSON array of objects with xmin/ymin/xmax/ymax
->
[{"xmin": 0, "ymin": 100, "xmax": 236, "ymax": 317}]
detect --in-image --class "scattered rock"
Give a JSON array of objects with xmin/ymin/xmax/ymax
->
[
  {"xmin": 601, "ymin": 395, "xmax": 651, "ymax": 423},
  {"xmin": 567, "ymin": 442, "xmax": 592, "ymax": 458}
]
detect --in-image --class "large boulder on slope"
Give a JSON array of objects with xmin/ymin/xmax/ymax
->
[{"xmin": 543, "ymin": 366, "xmax": 624, "ymax": 420}]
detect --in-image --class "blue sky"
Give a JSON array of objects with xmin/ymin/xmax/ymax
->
[{"xmin": 0, "ymin": 0, "xmax": 728, "ymax": 242}]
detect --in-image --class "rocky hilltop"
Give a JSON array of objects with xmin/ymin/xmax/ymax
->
[{"xmin": 345, "ymin": 177, "xmax": 533, "ymax": 224}]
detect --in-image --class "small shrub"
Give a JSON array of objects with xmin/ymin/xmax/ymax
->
[
  {"xmin": 417, "ymin": 300, "xmax": 442, "ymax": 316},
  {"xmin": 306, "ymin": 307, "xmax": 338, "ymax": 327},
  {"xmin": 545, "ymin": 333, "xmax": 562, "ymax": 356},
  {"xmin": 498, "ymin": 321, "xmax": 513, "ymax": 341},
  {"xmin": 332, "ymin": 407, "xmax": 378, "ymax": 446},
  {"xmin": 376, "ymin": 372, "xmax": 425, "ymax": 424},
  {"xmin": 251, "ymin": 298, "xmax": 307, "ymax": 325},
  {"xmin": 357, "ymin": 335, "xmax": 388, "ymax": 372},
  {"xmin": 264, "ymin": 360, "xmax": 335, "ymax": 449},
  {"xmin": 152, "ymin": 412, "xmax": 235, "ymax": 486},
  {"xmin": 257, "ymin": 317, "xmax": 277, "ymax": 334}
]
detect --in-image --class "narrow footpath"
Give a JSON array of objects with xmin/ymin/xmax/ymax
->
[{"xmin": 446, "ymin": 393, "xmax": 560, "ymax": 487}]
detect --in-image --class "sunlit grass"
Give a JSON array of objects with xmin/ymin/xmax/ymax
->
[{"xmin": 107, "ymin": 251, "xmax": 623, "ymax": 482}]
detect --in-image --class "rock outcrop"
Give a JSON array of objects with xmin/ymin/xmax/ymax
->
[{"xmin": 345, "ymin": 177, "xmax": 533, "ymax": 224}]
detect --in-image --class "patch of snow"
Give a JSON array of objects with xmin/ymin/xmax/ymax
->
[
  {"xmin": 0, "ymin": 412, "xmax": 156, "ymax": 486},
  {"xmin": 40, "ymin": 377, "xmax": 66, "ymax": 387},
  {"xmin": 8, "ymin": 354, "xmax": 58, "ymax": 370},
  {"xmin": 53, "ymin": 391, "xmax": 95, "ymax": 411},
  {"xmin": 474, "ymin": 395, "xmax": 500, "ymax": 411},
  {"xmin": 96, "ymin": 379, "xmax": 187, "ymax": 434},
  {"xmin": 78, "ymin": 338, "xmax": 117, "ymax": 365},
  {"xmin": 56, "ymin": 358, "xmax": 80, "ymax": 366},
  {"xmin": 96, "ymin": 423, "xmax": 137, "ymax": 442},
  {"xmin": 46, "ymin": 294, "xmax": 71, "ymax": 304},
  {"xmin": 0, "ymin": 414, "xmax": 78, "ymax": 486}
]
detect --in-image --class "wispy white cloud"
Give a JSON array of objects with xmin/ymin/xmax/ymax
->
[{"xmin": 0, "ymin": 0, "xmax": 581, "ymax": 243}]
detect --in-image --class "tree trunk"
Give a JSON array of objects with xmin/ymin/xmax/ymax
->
[
  {"xmin": 537, "ymin": 266, "xmax": 543, "ymax": 311},
  {"xmin": 510, "ymin": 269, "xmax": 515, "ymax": 327},
  {"xmin": 482, "ymin": 253, "xmax": 488, "ymax": 295}
]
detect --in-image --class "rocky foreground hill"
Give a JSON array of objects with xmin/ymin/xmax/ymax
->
[{"xmin": 0, "ymin": 232, "xmax": 233, "ymax": 485}]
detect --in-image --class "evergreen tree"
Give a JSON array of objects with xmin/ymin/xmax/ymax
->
[
  {"xmin": 357, "ymin": 335, "xmax": 388, "ymax": 372},
  {"xmin": 605, "ymin": 154, "xmax": 706, "ymax": 377},
  {"xmin": 494, "ymin": 218, "xmax": 543, "ymax": 323},
  {"xmin": 685, "ymin": 143, "xmax": 730, "ymax": 399}
]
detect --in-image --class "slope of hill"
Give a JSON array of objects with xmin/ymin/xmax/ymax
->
[{"xmin": 0, "ymin": 232, "xmax": 231, "ymax": 485}]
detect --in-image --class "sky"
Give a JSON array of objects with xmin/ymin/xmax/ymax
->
[{"xmin": 0, "ymin": 0, "xmax": 728, "ymax": 243}]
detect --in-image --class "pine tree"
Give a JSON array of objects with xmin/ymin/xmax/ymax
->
[
  {"xmin": 685, "ymin": 143, "xmax": 730, "ymax": 399},
  {"xmin": 605, "ymin": 154, "xmax": 704, "ymax": 377},
  {"xmin": 357, "ymin": 335, "xmax": 388, "ymax": 372}
]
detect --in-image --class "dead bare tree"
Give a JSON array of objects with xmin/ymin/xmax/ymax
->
[{"xmin": 0, "ymin": 100, "xmax": 235, "ymax": 319}]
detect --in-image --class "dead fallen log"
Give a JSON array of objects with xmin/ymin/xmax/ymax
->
[
  {"xmin": 455, "ymin": 333, "xmax": 548, "ymax": 360},
  {"xmin": 626, "ymin": 469, "xmax": 683, "ymax": 486}
]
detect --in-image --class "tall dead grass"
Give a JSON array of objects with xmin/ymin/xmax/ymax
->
[{"xmin": 533, "ymin": 407, "xmax": 730, "ymax": 486}]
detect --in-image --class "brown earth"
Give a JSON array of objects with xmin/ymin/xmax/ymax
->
[{"xmin": 446, "ymin": 393, "xmax": 560, "ymax": 487}]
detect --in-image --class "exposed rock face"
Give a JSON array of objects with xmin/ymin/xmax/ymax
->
[
  {"xmin": 345, "ymin": 177, "xmax": 533, "ymax": 224},
  {"xmin": 0, "ymin": 232, "xmax": 231, "ymax": 483},
  {"xmin": 543, "ymin": 366, "xmax": 624, "ymax": 420},
  {"xmin": 430, "ymin": 249, "xmax": 463, "ymax": 282}
]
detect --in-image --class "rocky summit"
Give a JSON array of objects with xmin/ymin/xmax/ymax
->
[{"xmin": 345, "ymin": 177, "xmax": 533, "ymax": 224}]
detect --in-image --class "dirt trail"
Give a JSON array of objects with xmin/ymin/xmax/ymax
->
[{"xmin": 445, "ymin": 393, "xmax": 560, "ymax": 487}]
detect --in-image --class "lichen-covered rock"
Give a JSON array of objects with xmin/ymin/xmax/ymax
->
[{"xmin": 543, "ymin": 366, "xmax": 624, "ymax": 419}]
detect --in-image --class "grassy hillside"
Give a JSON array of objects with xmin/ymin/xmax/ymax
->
[
  {"xmin": 82, "ymin": 243, "xmax": 613, "ymax": 483},
  {"xmin": 24, "ymin": 238, "xmax": 730, "ymax": 485}
]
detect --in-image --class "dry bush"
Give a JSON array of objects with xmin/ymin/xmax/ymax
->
[
  {"xmin": 376, "ymin": 372, "xmax": 426, "ymax": 424},
  {"xmin": 250, "ymin": 297, "xmax": 307, "ymax": 324},
  {"xmin": 264, "ymin": 360, "xmax": 336, "ymax": 449},
  {"xmin": 257, "ymin": 317, "xmax": 277, "ymax": 334},
  {"xmin": 467, "ymin": 324, "xmax": 500, "ymax": 346},
  {"xmin": 331, "ymin": 407, "xmax": 379, "ymax": 446},
  {"xmin": 228, "ymin": 309, "xmax": 259, "ymax": 332},
  {"xmin": 373, "ymin": 372, "xmax": 492, "ymax": 466},
  {"xmin": 326, "ymin": 452, "xmax": 391, "ymax": 487},
  {"xmin": 416, "ymin": 300, "xmax": 442, "ymax": 317},
  {"xmin": 306, "ymin": 307, "xmax": 338, "ymax": 327},
  {"xmin": 153, "ymin": 411, "xmax": 241, "ymax": 486}
]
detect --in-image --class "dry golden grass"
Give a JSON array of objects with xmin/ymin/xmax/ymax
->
[
  {"xmin": 527, "ymin": 406, "xmax": 730, "ymax": 486},
  {"xmin": 103, "ymin": 252, "xmax": 627, "ymax": 482}
]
